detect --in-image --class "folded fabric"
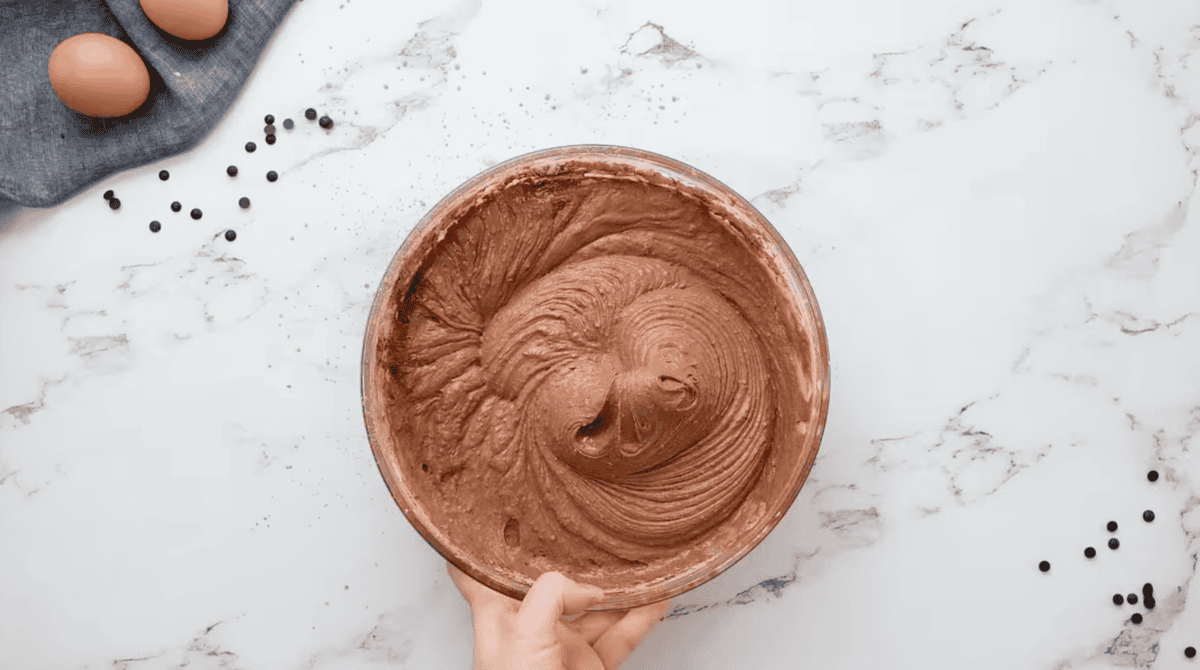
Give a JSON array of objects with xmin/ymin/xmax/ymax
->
[{"xmin": 0, "ymin": 0, "xmax": 299, "ymax": 209}]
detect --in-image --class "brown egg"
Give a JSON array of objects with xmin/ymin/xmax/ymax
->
[
  {"xmin": 139, "ymin": 0, "xmax": 228, "ymax": 41},
  {"xmin": 48, "ymin": 33, "xmax": 151, "ymax": 118}
]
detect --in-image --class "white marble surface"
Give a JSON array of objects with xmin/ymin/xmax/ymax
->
[{"xmin": 3, "ymin": 0, "xmax": 1199, "ymax": 667}]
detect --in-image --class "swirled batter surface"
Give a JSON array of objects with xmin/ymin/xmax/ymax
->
[{"xmin": 380, "ymin": 163, "xmax": 820, "ymax": 589}]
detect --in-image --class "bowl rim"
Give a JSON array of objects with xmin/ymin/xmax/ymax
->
[{"xmin": 360, "ymin": 143, "xmax": 831, "ymax": 610}]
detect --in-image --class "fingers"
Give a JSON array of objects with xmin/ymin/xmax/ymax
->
[
  {"xmin": 446, "ymin": 561, "xmax": 470, "ymax": 587},
  {"xmin": 447, "ymin": 562, "xmax": 517, "ymax": 667},
  {"xmin": 593, "ymin": 598, "xmax": 674, "ymax": 669},
  {"xmin": 559, "ymin": 576, "xmax": 607, "ymax": 616},
  {"xmin": 518, "ymin": 572, "xmax": 606, "ymax": 637},
  {"xmin": 468, "ymin": 608, "xmax": 506, "ymax": 668},
  {"xmin": 568, "ymin": 610, "xmax": 625, "ymax": 645},
  {"xmin": 446, "ymin": 561, "xmax": 488, "ymax": 605},
  {"xmin": 557, "ymin": 621, "xmax": 608, "ymax": 670},
  {"xmin": 446, "ymin": 561, "xmax": 518, "ymax": 616}
]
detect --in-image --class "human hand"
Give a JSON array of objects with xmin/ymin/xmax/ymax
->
[{"xmin": 447, "ymin": 561, "xmax": 673, "ymax": 670}]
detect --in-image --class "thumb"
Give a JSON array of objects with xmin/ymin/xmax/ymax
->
[
  {"xmin": 594, "ymin": 597, "xmax": 674, "ymax": 669},
  {"xmin": 517, "ymin": 572, "xmax": 605, "ymax": 638}
]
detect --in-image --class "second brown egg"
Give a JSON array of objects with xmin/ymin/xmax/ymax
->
[{"xmin": 140, "ymin": 0, "xmax": 228, "ymax": 41}]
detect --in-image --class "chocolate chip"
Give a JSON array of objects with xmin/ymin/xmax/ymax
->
[
  {"xmin": 245, "ymin": 141, "xmax": 256, "ymax": 153},
  {"xmin": 227, "ymin": 165, "xmax": 238, "ymax": 177},
  {"xmin": 1108, "ymin": 521, "xmax": 1118, "ymax": 532},
  {"xmin": 265, "ymin": 134, "xmax": 276, "ymax": 145},
  {"xmin": 1132, "ymin": 613, "xmax": 1143, "ymax": 624},
  {"xmin": 319, "ymin": 115, "xmax": 333, "ymax": 129},
  {"xmin": 1148, "ymin": 470, "xmax": 1159, "ymax": 482},
  {"xmin": 108, "ymin": 197, "xmax": 120, "ymax": 210},
  {"xmin": 1128, "ymin": 593, "xmax": 1138, "ymax": 605},
  {"xmin": 264, "ymin": 124, "xmax": 276, "ymax": 134},
  {"xmin": 171, "ymin": 201, "xmax": 181, "ymax": 212},
  {"xmin": 1143, "ymin": 583, "xmax": 1154, "ymax": 596},
  {"xmin": 149, "ymin": 220, "xmax": 161, "ymax": 233},
  {"xmin": 159, "ymin": 170, "xmax": 169, "ymax": 181},
  {"xmin": 103, "ymin": 189, "xmax": 113, "ymax": 200},
  {"xmin": 264, "ymin": 114, "xmax": 275, "ymax": 124},
  {"xmin": 225, "ymin": 229, "xmax": 236, "ymax": 241},
  {"xmin": 1185, "ymin": 646, "xmax": 1195, "ymax": 658},
  {"xmin": 283, "ymin": 118, "xmax": 294, "ymax": 129},
  {"xmin": 1084, "ymin": 547, "xmax": 1096, "ymax": 558},
  {"xmin": 1039, "ymin": 561, "xmax": 1050, "ymax": 572},
  {"xmin": 1109, "ymin": 538, "xmax": 1120, "ymax": 550},
  {"xmin": 1144, "ymin": 510, "xmax": 1155, "ymax": 522},
  {"xmin": 239, "ymin": 197, "xmax": 250, "ymax": 209},
  {"xmin": 1113, "ymin": 594, "xmax": 1124, "ymax": 605},
  {"xmin": 1145, "ymin": 597, "xmax": 1155, "ymax": 610},
  {"xmin": 190, "ymin": 208, "xmax": 202, "ymax": 220},
  {"xmin": 266, "ymin": 170, "xmax": 278, "ymax": 182},
  {"xmin": 305, "ymin": 108, "xmax": 317, "ymax": 120}
]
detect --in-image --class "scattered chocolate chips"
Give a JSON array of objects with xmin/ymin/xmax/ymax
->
[
  {"xmin": 225, "ymin": 229, "xmax": 236, "ymax": 241},
  {"xmin": 1185, "ymin": 646, "xmax": 1195, "ymax": 658},
  {"xmin": 283, "ymin": 118, "xmax": 294, "ymax": 129},
  {"xmin": 246, "ymin": 141, "xmax": 257, "ymax": 153},
  {"xmin": 264, "ymin": 114, "xmax": 275, "ymax": 124},
  {"xmin": 227, "ymin": 165, "xmax": 238, "ymax": 177},
  {"xmin": 266, "ymin": 170, "xmax": 278, "ymax": 182},
  {"xmin": 149, "ymin": 220, "xmax": 160, "ymax": 233},
  {"xmin": 1128, "ymin": 593, "xmax": 1139, "ymax": 605},
  {"xmin": 1132, "ymin": 613, "xmax": 1143, "ymax": 624},
  {"xmin": 319, "ymin": 115, "xmax": 333, "ymax": 129},
  {"xmin": 1109, "ymin": 538, "xmax": 1120, "ymax": 550},
  {"xmin": 171, "ymin": 201, "xmax": 181, "ymax": 212},
  {"xmin": 108, "ymin": 197, "xmax": 120, "ymax": 210},
  {"xmin": 265, "ymin": 134, "xmax": 276, "ymax": 145},
  {"xmin": 1148, "ymin": 470, "xmax": 1159, "ymax": 482},
  {"xmin": 190, "ymin": 208, "xmax": 202, "ymax": 220},
  {"xmin": 305, "ymin": 107, "xmax": 317, "ymax": 120},
  {"xmin": 1108, "ymin": 521, "xmax": 1118, "ymax": 532},
  {"xmin": 1144, "ymin": 510, "xmax": 1155, "ymax": 522},
  {"xmin": 1039, "ymin": 561, "xmax": 1051, "ymax": 572},
  {"xmin": 1085, "ymin": 547, "xmax": 1096, "ymax": 559},
  {"xmin": 103, "ymin": 189, "xmax": 113, "ymax": 200},
  {"xmin": 264, "ymin": 124, "xmax": 276, "ymax": 134},
  {"xmin": 159, "ymin": 170, "xmax": 169, "ymax": 181},
  {"xmin": 1114, "ymin": 594, "xmax": 1125, "ymax": 605},
  {"xmin": 239, "ymin": 197, "xmax": 250, "ymax": 209}
]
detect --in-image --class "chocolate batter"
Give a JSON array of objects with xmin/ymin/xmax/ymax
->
[{"xmin": 377, "ymin": 156, "xmax": 824, "ymax": 593}]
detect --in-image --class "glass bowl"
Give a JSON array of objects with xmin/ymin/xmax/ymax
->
[{"xmin": 361, "ymin": 145, "xmax": 830, "ymax": 610}]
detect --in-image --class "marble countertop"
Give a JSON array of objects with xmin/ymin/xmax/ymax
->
[{"xmin": 3, "ymin": 0, "xmax": 1199, "ymax": 668}]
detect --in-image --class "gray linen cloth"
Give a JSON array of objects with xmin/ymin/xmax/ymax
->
[{"xmin": 0, "ymin": 0, "xmax": 299, "ymax": 209}]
